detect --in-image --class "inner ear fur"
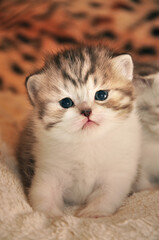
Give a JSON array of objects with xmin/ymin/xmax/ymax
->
[
  {"xmin": 111, "ymin": 54, "xmax": 134, "ymax": 81},
  {"xmin": 25, "ymin": 73, "xmax": 43, "ymax": 105}
]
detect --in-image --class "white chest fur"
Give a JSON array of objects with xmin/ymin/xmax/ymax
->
[{"xmin": 33, "ymin": 112, "xmax": 141, "ymax": 206}]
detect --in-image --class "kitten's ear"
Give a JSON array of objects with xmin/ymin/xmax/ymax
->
[
  {"xmin": 25, "ymin": 73, "xmax": 42, "ymax": 105},
  {"xmin": 111, "ymin": 54, "xmax": 133, "ymax": 81},
  {"xmin": 133, "ymin": 75, "xmax": 154, "ymax": 88}
]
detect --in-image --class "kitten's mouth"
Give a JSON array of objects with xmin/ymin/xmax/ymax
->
[{"xmin": 82, "ymin": 118, "xmax": 98, "ymax": 130}]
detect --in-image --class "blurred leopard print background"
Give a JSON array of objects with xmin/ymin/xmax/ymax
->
[{"xmin": 0, "ymin": 0, "xmax": 158, "ymax": 93}]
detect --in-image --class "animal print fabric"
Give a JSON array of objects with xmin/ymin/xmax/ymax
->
[{"xmin": 0, "ymin": 0, "xmax": 159, "ymax": 93}]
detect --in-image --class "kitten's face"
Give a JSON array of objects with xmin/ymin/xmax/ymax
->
[
  {"xmin": 134, "ymin": 71, "xmax": 159, "ymax": 129},
  {"xmin": 26, "ymin": 46, "xmax": 134, "ymax": 136}
]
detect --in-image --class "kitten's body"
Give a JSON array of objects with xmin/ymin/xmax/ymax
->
[
  {"xmin": 133, "ymin": 63, "xmax": 159, "ymax": 190},
  {"xmin": 18, "ymin": 46, "xmax": 141, "ymax": 218}
]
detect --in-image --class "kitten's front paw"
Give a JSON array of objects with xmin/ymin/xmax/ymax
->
[{"xmin": 75, "ymin": 205, "xmax": 108, "ymax": 218}]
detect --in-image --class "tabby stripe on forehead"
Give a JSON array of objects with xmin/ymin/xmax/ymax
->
[
  {"xmin": 86, "ymin": 46, "xmax": 97, "ymax": 64},
  {"xmin": 84, "ymin": 65, "xmax": 96, "ymax": 83},
  {"xmin": 63, "ymin": 51, "xmax": 70, "ymax": 60},
  {"xmin": 62, "ymin": 70, "xmax": 77, "ymax": 87},
  {"xmin": 62, "ymin": 50, "xmax": 76, "ymax": 65},
  {"xmin": 79, "ymin": 51, "xmax": 85, "ymax": 80},
  {"xmin": 83, "ymin": 47, "xmax": 97, "ymax": 83},
  {"xmin": 54, "ymin": 55, "xmax": 61, "ymax": 68},
  {"xmin": 69, "ymin": 51, "xmax": 76, "ymax": 64},
  {"xmin": 79, "ymin": 50, "xmax": 85, "ymax": 63}
]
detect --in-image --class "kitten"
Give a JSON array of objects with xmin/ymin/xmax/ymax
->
[
  {"xmin": 17, "ymin": 46, "xmax": 141, "ymax": 218},
  {"xmin": 133, "ymin": 62, "xmax": 159, "ymax": 191}
]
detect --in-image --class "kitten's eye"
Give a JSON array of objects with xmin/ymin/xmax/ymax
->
[
  {"xmin": 59, "ymin": 98, "xmax": 74, "ymax": 108},
  {"xmin": 95, "ymin": 90, "xmax": 108, "ymax": 101}
]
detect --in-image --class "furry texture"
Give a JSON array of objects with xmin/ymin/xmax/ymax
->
[
  {"xmin": 133, "ymin": 63, "xmax": 159, "ymax": 191},
  {"xmin": 17, "ymin": 46, "xmax": 141, "ymax": 218}
]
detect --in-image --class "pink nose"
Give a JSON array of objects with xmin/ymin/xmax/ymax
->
[{"xmin": 81, "ymin": 109, "xmax": 92, "ymax": 117}]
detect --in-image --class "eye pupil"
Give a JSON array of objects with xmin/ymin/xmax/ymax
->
[
  {"xmin": 95, "ymin": 90, "xmax": 108, "ymax": 101},
  {"xmin": 59, "ymin": 98, "xmax": 74, "ymax": 108}
]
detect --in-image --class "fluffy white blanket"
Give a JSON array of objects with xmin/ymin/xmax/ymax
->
[{"xmin": 0, "ymin": 92, "xmax": 159, "ymax": 240}]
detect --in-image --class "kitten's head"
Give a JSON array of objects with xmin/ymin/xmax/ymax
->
[
  {"xmin": 133, "ymin": 63, "xmax": 159, "ymax": 130},
  {"xmin": 26, "ymin": 46, "xmax": 135, "ymax": 138}
]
